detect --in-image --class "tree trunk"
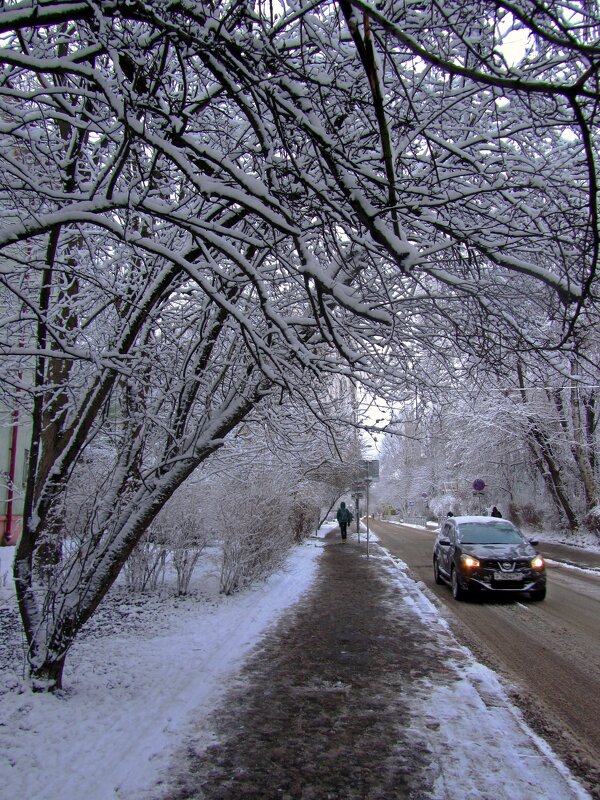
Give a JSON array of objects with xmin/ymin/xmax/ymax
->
[
  {"xmin": 30, "ymin": 655, "xmax": 68, "ymax": 693},
  {"xmin": 15, "ymin": 382, "xmax": 262, "ymax": 691},
  {"xmin": 517, "ymin": 363, "xmax": 579, "ymax": 530},
  {"xmin": 570, "ymin": 360, "xmax": 599, "ymax": 515}
]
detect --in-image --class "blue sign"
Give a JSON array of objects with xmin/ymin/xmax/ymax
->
[{"xmin": 472, "ymin": 479, "xmax": 485, "ymax": 492}]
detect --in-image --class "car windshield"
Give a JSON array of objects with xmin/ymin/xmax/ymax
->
[{"xmin": 458, "ymin": 522, "xmax": 524, "ymax": 544}]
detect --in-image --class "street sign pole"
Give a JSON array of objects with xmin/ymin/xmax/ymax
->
[
  {"xmin": 359, "ymin": 459, "xmax": 379, "ymax": 558},
  {"xmin": 351, "ymin": 487, "xmax": 364, "ymax": 542},
  {"xmin": 366, "ymin": 478, "xmax": 370, "ymax": 557},
  {"xmin": 472, "ymin": 479, "xmax": 486, "ymax": 515}
]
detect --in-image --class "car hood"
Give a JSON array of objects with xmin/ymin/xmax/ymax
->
[{"xmin": 461, "ymin": 542, "xmax": 536, "ymax": 560}]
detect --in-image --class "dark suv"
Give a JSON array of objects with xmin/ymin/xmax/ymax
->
[{"xmin": 433, "ymin": 516, "xmax": 546, "ymax": 601}]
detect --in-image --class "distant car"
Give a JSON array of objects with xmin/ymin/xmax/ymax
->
[{"xmin": 433, "ymin": 515, "xmax": 546, "ymax": 601}]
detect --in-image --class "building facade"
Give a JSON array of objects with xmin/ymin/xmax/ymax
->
[{"xmin": 0, "ymin": 402, "xmax": 31, "ymax": 546}]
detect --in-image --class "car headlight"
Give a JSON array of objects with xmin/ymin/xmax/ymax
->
[
  {"xmin": 460, "ymin": 554, "xmax": 480, "ymax": 569},
  {"xmin": 531, "ymin": 555, "xmax": 545, "ymax": 570}
]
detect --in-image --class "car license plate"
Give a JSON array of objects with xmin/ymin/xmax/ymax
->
[{"xmin": 494, "ymin": 572, "xmax": 523, "ymax": 581}]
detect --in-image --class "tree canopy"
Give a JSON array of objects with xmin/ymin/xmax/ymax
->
[{"xmin": 0, "ymin": 0, "xmax": 598, "ymax": 689}]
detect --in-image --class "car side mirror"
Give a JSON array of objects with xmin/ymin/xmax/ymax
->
[
  {"xmin": 529, "ymin": 538, "xmax": 539, "ymax": 546},
  {"xmin": 438, "ymin": 538, "xmax": 451, "ymax": 546}
]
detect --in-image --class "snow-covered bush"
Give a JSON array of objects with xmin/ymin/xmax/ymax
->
[
  {"xmin": 428, "ymin": 494, "xmax": 460, "ymax": 520},
  {"xmin": 124, "ymin": 487, "xmax": 211, "ymax": 596},
  {"xmin": 169, "ymin": 519, "xmax": 210, "ymax": 596},
  {"xmin": 585, "ymin": 505, "xmax": 600, "ymax": 536},
  {"xmin": 123, "ymin": 532, "xmax": 167, "ymax": 594},
  {"xmin": 171, "ymin": 542, "xmax": 205, "ymax": 596},
  {"xmin": 290, "ymin": 498, "xmax": 320, "ymax": 542},
  {"xmin": 508, "ymin": 502, "xmax": 544, "ymax": 529},
  {"xmin": 216, "ymin": 477, "xmax": 293, "ymax": 595},
  {"xmin": 0, "ymin": 549, "xmax": 12, "ymax": 588}
]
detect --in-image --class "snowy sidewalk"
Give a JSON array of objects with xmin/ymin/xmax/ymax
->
[{"xmin": 148, "ymin": 531, "xmax": 591, "ymax": 800}]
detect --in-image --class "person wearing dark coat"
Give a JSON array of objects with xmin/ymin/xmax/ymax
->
[
  {"xmin": 490, "ymin": 506, "xmax": 502, "ymax": 518},
  {"xmin": 336, "ymin": 501, "xmax": 354, "ymax": 540}
]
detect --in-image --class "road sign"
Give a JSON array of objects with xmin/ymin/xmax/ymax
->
[
  {"xmin": 361, "ymin": 459, "xmax": 379, "ymax": 480},
  {"xmin": 472, "ymin": 479, "xmax": 485, "ymax": 492}
]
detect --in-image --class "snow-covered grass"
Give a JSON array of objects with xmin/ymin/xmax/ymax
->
[{"xmin": 0, "ymin": 521, "xmax": 594, "ymax": 800}]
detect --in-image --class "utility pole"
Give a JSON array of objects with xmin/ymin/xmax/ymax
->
[
  {"xmin": 366, "ymin": 477, "xmax": 370, "ymax": 557},
  {"xmin": 351, "ymin": 487, "xmax": 363, "ymax": 542}
]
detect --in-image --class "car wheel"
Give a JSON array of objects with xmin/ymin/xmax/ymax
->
[
  {"xmin": 451, "ymin": 567, "xmax": 467, "ymax": 600},
  {"xmin": 530, "ymin": 587, "xmax": 546, "ymax": 601},
  {"xmin": 433, "ymin": 557, "xmax": 444, "ymax": 585}
]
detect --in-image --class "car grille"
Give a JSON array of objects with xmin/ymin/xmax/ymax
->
[
  {"xmin": 479, "ymin": 559, "xmax": 535, "ymax": 586},
  {"xmin": 479, "ymin": 559, "xmax": 528, "ymax": 572}
]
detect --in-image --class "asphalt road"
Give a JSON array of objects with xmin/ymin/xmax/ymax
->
[{"xmin": 367, "ymin": 519, "xmax": 600, "ymax": 798}]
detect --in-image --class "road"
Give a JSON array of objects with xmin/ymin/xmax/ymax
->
[{"xmin": 367, "ymin": 519, "xmax": 600, "ymax": 798}]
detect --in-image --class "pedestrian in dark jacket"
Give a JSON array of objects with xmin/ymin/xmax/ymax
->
[
  {"xmin": 336, "ymin": 501, "xmax": 353, "ymax": 540},
  {"xmin": 490, "ymin": 506, "xmax": 502, "ymax": 518}
]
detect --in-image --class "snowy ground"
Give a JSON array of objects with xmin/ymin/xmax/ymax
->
[
  {"xmin": 0, "ymin": 523, "xmax": 594, "ymax": 800},
  {"xmin": 536, "ymin": 526, "xmax": 600, "ymax": 552},
  {"xmin": 0, "ymin": 535, "xmax": 325, "ymax": 800}
]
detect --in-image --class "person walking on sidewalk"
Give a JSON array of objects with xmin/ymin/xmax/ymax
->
[{"xmin": 336, "ymin": 501, "xmax": 354, "ymax": 540}]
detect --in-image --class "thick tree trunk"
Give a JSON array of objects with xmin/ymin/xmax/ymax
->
[
  {"xmin": 15, "ymin": 381, "xmax": 262, "ymax": 691},
  {"xmin": 30, "ymin": 656, "xmax": 67, "ymax": 693}
]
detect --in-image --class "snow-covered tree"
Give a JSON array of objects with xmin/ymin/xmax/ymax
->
[
  {"xmin": 0, "ymin": 0, "xmax": 597, "ymax": 689},
  {"xmin": 378, "ymin": 327, "xmax": 600, "ymax": 531}
]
